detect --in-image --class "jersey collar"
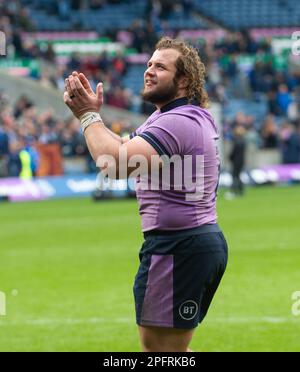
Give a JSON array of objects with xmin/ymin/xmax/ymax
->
[{"xmin": 160, "ymin": 97, "xmax": 198, "ymax": 113}]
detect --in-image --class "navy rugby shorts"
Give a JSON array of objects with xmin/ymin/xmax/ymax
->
[{"xmin": 133, "ymin": 224, "xmax": 228, "ymax": 329}]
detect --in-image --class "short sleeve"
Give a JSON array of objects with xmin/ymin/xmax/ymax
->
[
  {"xmin": 137, "ymin": 114, "xmax": 202, "ymax": 157},
  {"xmin": 129, "ymin": 130, "xmax": 137, "ymax": 139}
]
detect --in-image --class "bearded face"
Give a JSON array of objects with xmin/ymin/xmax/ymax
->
[
  {"xmin": 141, "ymin": 76, "xmax": 179, "ymax": 106},
  {"xmin": 141, "ymin": 48, "xmax": 182, "ymax": 108}
]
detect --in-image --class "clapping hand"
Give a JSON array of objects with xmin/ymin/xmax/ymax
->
[{"xmin": 64, "ymin": 71, "xmax": 104, "ymax": 119}]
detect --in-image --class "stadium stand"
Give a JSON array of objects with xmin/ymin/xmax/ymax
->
[{"xmin": 194, "ymin": 0, "xmax": 300, "ymax": 29}]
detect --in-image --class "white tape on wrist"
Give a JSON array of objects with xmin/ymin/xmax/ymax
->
[{"xmin": 80, "ymin": 112, "xmax": 102, "ymax": 132}]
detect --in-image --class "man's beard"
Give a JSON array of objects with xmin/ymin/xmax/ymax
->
[{"xmin": 141, "ymin": 79, "xmax": 178, "ymax": 105}]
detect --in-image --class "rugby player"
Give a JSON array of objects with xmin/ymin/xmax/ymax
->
[{"xmin": 64, "ymin": 37, "xmax": 228, "ymax": 352}]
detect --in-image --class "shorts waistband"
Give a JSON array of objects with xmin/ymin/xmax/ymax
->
[{"xmin": 143, "ymin": 224, "xmax": 221, "ymax": 239}]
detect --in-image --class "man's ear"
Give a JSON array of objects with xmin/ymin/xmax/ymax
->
[{"xmin": 178, "ymin": 76, "xmax": 189, "ymax": 90}]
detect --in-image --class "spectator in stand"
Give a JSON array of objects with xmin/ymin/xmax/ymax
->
[
  {"xmin": 267, "ymin": 90, "xmax": 281, "ymax": 116},
  {"xmin": 279, "ymin": 122, "xmax": 300, "ymax": 164},
  {"xmin": 89, "ymin": 0, "xmax": 105, "ymax": 10},
  {"xmin": 106, "ymin": 86, "xmax": 130, "ymax": 109},
  {"xmin": 98, "ymin": 51, "xmax": 110, "ymax": 74},
  {"xmin": 58, "ymin": 0, "xmax": 71, "ymax": 20},
  {"xmin": 232, "ymin": 111, "xmax": 248, "ymax": 131},
  {"xmin": 7, "ymin": 139, "xmax": 22, "ymax": 177},
  {"xmin": 277, "ymin": 84, "xmax": 293, "ymax": 117},
  {"xmin": 14, "ymin": 95, "xmax": 33, "ymax": 119},
  {"xmin": 59, "ymin": 117, "xmax": 86, "ymax": 157},
  {"xmin": 112, "ymin": 51, "xmax": 128, "ymax": 78},
  {"xmin": 261, "ymin": 115, "xmax": 278, "ymax": 149},
  {"xmin": 67, "ymin": 53, "xmax": 82, "ymax": 73},
  {"xmin": 229, "ymin": 125, "xmax": 246, "ymax": 197},
  {"xmin": 71, "ymin": 0, "xmax": 84, "ymax": 11},
  {"xmin": 41, "ymin": 42, "xmax": 56, "ymax": 63},
  {"xmin": 0, "ymin": 126, "xmax": 9, "ymax": 177},
  {"xmin": 182, "ymin": 0, "xmax": 194, "ymax": 16}
]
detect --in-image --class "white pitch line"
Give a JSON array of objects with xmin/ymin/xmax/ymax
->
[
  {"xmin": 210, "ymin": 316, "xmax": 298, "ymax": 324},
  {"xmin": 0, "ymin": 316, "xmax": 298, "ymax": 327}
]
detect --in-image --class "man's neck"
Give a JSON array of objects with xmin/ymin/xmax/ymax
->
[
  {"xmin": 157, "ymin": 96, "xmax": 191, "ymax": 113},
  {"xmin": 155, "ymin": 94, "xmax": 187, "ymax": 111}
]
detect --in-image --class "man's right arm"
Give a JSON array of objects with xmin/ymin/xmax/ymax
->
[{"xmin": 105, "ymin": 127, "xmax": 130, "ymax": 144}]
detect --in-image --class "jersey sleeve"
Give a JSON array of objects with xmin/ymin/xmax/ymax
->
[{"xmin": 137, "ymin": 113, "xmax": 202, "ymax": 157}]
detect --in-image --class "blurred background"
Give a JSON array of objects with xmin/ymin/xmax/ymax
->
[{"xmin": 0, "ymin": 0, "xmax": 299, "ymax": 352}]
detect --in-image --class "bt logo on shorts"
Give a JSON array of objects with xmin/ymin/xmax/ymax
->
[{"xmin": 179, "ymin": 300, "xmax": 198, "ymax": 320}]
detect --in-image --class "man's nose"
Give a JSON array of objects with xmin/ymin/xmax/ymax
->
[{"xmin": 145, "ymin": 67, "xmax": 155, "ymax": 77}]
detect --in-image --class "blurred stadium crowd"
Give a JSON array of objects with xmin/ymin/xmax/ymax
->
[{"xmin": 0, "ymin": 0, "xmax": 300, "ymax": 178}]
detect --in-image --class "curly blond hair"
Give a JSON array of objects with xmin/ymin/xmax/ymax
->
[{"xmin": 155, "ymin": 37, "xmax": 209, "ymax": 108}]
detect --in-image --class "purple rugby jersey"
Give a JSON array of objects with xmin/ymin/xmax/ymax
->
[{"xmin": 131, "ymin": 97, "xmax": 220, "ymax": 232}]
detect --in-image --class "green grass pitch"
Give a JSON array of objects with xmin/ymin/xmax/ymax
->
[{"xmin": 0, "ymin": 185, "xmax": 299, "ymax": 351}]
